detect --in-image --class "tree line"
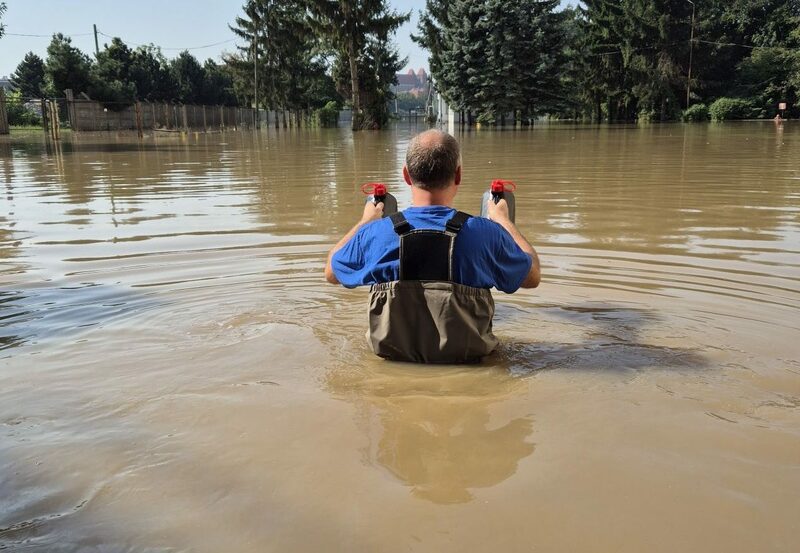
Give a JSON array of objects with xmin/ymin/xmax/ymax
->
[
  {"xmin": 8, "ymin": 34, "xmax": 237, "ymax": 108},
  {"xmin": 416, "ymin": 0, "xmax": 800, "ymax": 122},
  {"xmin": 2, "ymin": 0, "xmax": 410, "ymax": 131}
]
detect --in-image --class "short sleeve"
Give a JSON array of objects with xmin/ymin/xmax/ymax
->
[
  {"xmin": 331, "ymin": 230, "xmax": 366, "ymax": 288},
  {"xmin": 488, "ymin": 223, "xmax": 533, "ymax": 293}
]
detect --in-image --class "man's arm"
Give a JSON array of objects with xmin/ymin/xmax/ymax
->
[
  {"xmin": 486, "ymin": 199, "xmax": 540, "ymax": 288},
  {"xmin": 324, "ymin": 201, "xmax": 384, "ymax": 284}
]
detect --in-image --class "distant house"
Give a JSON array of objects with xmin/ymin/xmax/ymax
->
[
  {"xmin": 0, "ymin": 76, "xmax": 13, "ymax": 93},
  {"xmin": 392, "ymin": 68, "xmax": 429, "ymax": 97}
]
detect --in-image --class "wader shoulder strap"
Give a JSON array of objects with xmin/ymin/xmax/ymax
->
[
  {"xmin": 445, "ymin": 211, "xmax": 471, "ymax": 234},
  {"xmin": 391, "ymin": 210, "xmax": 471, "ymax": 236},
  {"xmin": 390, "ymin": 212, "xmax": 412, "ymax": 235}
]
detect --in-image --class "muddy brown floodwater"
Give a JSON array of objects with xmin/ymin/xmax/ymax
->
[{"xmin": 1, "ymin": 122, "xmax": 799, "ymax": 552}]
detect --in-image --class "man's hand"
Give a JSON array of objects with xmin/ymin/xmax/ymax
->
[
  {"xmin": 486, "ymin": 198, "xmax": 540, "ymax": 289},
  {"xmin": 486, "ymin": 198, "xmax": 511, "ymax": 223},
  {"xmin": 361, "ymin": 201, "xmax": 384, "ymax": 224}
]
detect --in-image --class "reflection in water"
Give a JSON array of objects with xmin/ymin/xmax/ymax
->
[{"xmin": 327, "ymin": 365, "xmax": 533, "ymax": 504}]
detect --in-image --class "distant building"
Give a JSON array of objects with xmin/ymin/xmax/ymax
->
[
  {"xmin": 0, "ymin": 76, "xmax": 13, "ymax": 92},
  {"xmin": 393, "ymin": 68, "xmax": 429, "ymax": 97}
]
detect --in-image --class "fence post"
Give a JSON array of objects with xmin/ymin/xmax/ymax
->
[
  {"xmin": 47, "ymin": 101, "xmax": 56, "ymax": 140},
  {"xmin": 40, "ymin": 98, "xmax": 49, "ymax": 136},
  {"xmin": 134, "ymin": 102, "xmax": 143, "ymax": 138},
  {"xmin": 181, "ymin": 104, "xmax": 188, "ymax": 131},
  {"xmin": 0, "ymin": 89, "xmax": 9, "ymax": 135},
  {"xmin": 52, "ymin": 100, "xmax": 61, "ymax": 140},
  {"xmin": 64, "ymin": 89, "xmax": 78, "ymax": 131}
]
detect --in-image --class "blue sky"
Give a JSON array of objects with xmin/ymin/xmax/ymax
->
[{"xmin": 0, "ymin": 0, "xmax": 429, "ymax": 77}]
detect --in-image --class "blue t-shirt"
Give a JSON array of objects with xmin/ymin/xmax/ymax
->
[{"xmin": 332, "ymin": 206, "xmax": 532, "ymax": 293}]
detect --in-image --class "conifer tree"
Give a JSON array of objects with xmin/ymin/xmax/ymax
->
[
  {"xmin": 307, "ymin": 0, "xmax": 409, "ymax": 130},
  {"xmin": 417, "ymin": 0, "xmax": 564, "ymax": 124},
  {"xmin": 11, "ymin": 52, "xmax": 46, "ymax": 98},
  {"xmin": 89, "ymin": 37, "xmax": 137, "ymax": 108},
  {"xmin": 44, "ymin": 33, "xmax": 93, "ymax": 97}
]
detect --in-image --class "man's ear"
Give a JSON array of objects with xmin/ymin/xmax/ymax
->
[
  {"xmin": 454, "ymin": 165, "xmax": 462, "ymax": 186},
  {"xmin": 403, "ymin": 166, "xmax": 413, "ymax": 186}
]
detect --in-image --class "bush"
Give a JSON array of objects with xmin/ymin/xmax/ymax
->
[
  {"xmin": 709, "ymin": 97, "xmax": 756, "ymax": 121},
  {"xmin": 683, "ymin": 103, "xmax": 709, "ymax": 122},
  {"xmin": 6, "ymin": 90, "xmax": 43, "ymax": 126},
  {"xmin": 314, "ymin": 101, "xmax": 339, "ymax": 127}
]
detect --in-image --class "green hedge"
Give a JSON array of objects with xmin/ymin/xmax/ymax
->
[
  {"xmin": 682, "ymin": 103, "xmax": 709, "ymax": 122},
  {"xmin": 709, "ymin": 98, "xmax": 756, "ymax": 121}
]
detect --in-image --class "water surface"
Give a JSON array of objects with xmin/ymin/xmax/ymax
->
[{"xmin": 1, "ymin": 123, "xmax": 799, "ymax": 552}]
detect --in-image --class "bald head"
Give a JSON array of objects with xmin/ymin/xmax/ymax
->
[{"xmin": 405, "ymin": 130, "xmax": 461, "ymax": 190}]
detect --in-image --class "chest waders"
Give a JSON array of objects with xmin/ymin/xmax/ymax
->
[{"xmin": 367, "ymin": 211, "xmax": 499, "ymax": 363}]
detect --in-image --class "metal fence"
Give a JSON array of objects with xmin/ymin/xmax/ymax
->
[
  {"xmin": 0, "ymin": 89, "xmax": 356, "ymax": 136},
  {"xmin": 0, "ymin": 89, "xmax": 258, "ymax": 137}
]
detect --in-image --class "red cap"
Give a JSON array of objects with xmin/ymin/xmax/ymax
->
[
  {"xmin": 491, "ymin": 179, "xmax": 516, "ymax": 193},
  {"xmin": 361, "ymin": 182, "xmax": 387, "ymax": 196}
]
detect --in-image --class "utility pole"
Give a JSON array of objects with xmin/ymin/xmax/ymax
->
[
  {"xmin": 93, "ymin": 24, "xmax": 100, "ymax": 56},
  {"xmin": 685, "ymin": 0, "xmax": 695, "ymax": 108},
  {"xmin": 253, "ymin": 26, "xmax": 258, "ymax": 118}
]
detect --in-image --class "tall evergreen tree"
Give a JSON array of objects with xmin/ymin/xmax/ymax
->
[
  {"xmin": 229, "ymin": 0, "xmax": 330, "ymax": 117},
  {"xmin": 89, "ymin": 37, "xmax": 137, "ymax": 107},
  {"xmin": 44, "ymin": 33, "xmax": 93, "ymax": 97},
  {"xmin": 10, "ymin": 52, "xmax": 46, "ymax": 98},
  {"xmin": 0, "ymin": 2, "xmax": 6, "ymax": 40},
  {"xmin": 307, "ymin": 0, "xmax": 409, "ymax": 130},
  {"xmin": 417, "ymin": 0, "xmax": 564, "ymax": 124}
]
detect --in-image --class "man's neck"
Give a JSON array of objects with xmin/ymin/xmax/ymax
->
[{"xmin": 410, "ymin": 186, "xmax": 455, "ymax": 207}]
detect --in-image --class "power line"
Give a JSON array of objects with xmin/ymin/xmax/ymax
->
[
  {"xmin": 96, "ymin": 29, "xmax": 234, "ymax": 51},
  {"xmin": 4, "ymin": 31, "xmax": 93, "ymax": 37}
]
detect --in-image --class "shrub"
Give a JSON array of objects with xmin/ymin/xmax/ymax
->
[
  {"xmin": 709, "ymin": 97, "xmax": 756, "ymax": 121},
  {"xmin": 6, "ymin": 90, "xmax": 43, "ymax": 126},
  {"xmin": 314, "ymin": 101, "xmax": 339, "ymax": 128},
  {"xmin": 683, "ymin": 103, "xmax": 709, "ymax": 122}
]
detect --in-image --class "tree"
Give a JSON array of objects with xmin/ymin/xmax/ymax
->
[
  {"xmin": 171, "ymin": 51, "xmax": 206, "ymax": 104},
  {"xmin": 201, "ymin": 59, "xmax": 237, "ymax": 105},
  {"xmin": 129, "ymin": 45, "xmax": 178, "ymax": 101},
  {"xmin": 736, "ymin": 48, "xmax": 800, "ymax": 117},
  {"xmin": 0, "ymin": 2, "xmax": 6, "ymax": 40},
  {"xmin": 307, "ymin": 0, "xmax": 409, "ymax": 130},
  {"xmin": 229, "ymin": 0, "xmax": 337, "ymax": 120},
  {"xmin": 44, "ymin": 33, "xmax": 93, "ymax": 97},
  {"xmin": 89, "ymin": 37, "xmax": 137, "ymax": 108},
  {"xmin": 417, "ymin": 0, "xmax": 564, "ymax": 124},
  {"xmin": 332, "ymin": 35, "xmax": 406, "ymax": 127},
  {"xmin": 10, "ymin": 52, "xmax": 46, "ymax": 98}
]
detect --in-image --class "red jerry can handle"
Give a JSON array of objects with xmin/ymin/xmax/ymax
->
[
  {"xmin": 361, "ymin": 182, "xmax": 387, "ymax": 197},
  {"xmin": 491, "ymin": 179, "xmax": 516, "ymax": 194}
]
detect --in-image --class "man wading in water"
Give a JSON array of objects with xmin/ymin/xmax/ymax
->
[{"xmin": 324, "ymin": 129, "xmax": 540, "ymax": 363}]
